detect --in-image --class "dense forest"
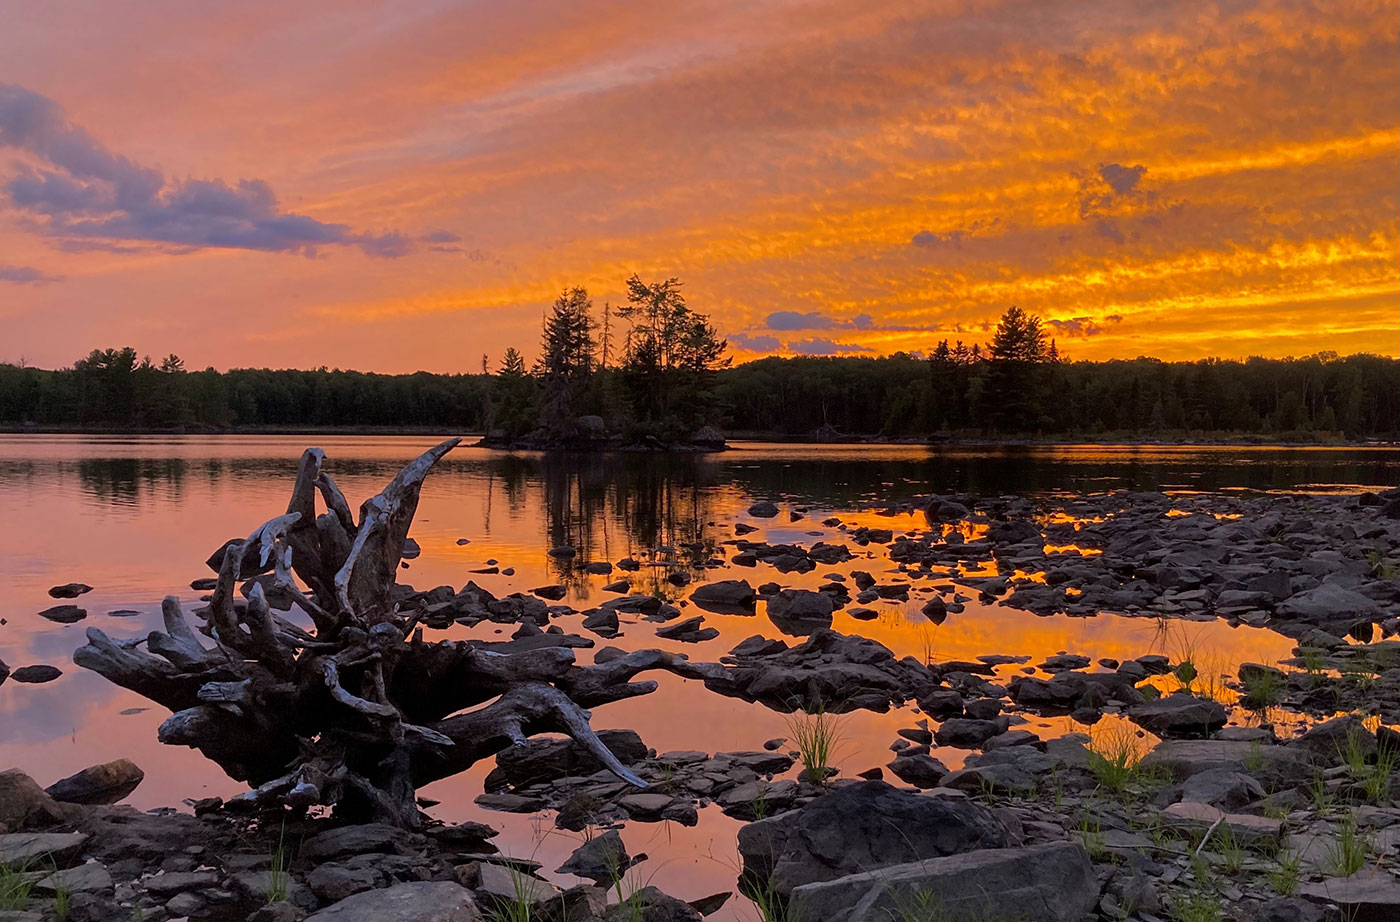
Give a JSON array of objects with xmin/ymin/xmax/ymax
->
[{"xmin": 1, "ymin": 298, "xmax": 1397, "ymax": 440}]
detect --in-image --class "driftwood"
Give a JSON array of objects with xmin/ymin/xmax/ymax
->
[{"xmin": 75, "ymin": 439, "xmax": 720, "ymax": 828}]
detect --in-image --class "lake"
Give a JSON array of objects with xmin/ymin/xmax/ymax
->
[{"xmin": 2, "ymin": 435, "xmax": 1397, "ymax": 913}]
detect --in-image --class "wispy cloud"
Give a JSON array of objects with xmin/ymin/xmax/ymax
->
[{"xmin": 0, "ymin": 263, "xmax": 64, "ymax": 284}]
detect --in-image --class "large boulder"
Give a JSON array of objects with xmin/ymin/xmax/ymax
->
[
  {"xmin": 736, "ymin": 780, "xmax": 1010, "ymax": 898},
  {"xmin": 0, "ymin": 769, "xmax": 76, "ymax": 828},
  {"xmin": 1276, "ymin": 585, "xmax": 1382, "ymax": 625},
  {"xmin": 788, "ymin": 843, "xmax": 1097, "ymax": 922},
  {"xmin": 305, "ymin": 882, "xmax": 480, "ymax": 921},
  {"xmin": 45, "ymin": 759, "xmax": 144, "ymax": 805}
]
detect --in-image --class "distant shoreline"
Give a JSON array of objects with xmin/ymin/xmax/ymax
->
[{"xmin": 0, "ymin": 423, "xmax": 1395, "ymax": 450}]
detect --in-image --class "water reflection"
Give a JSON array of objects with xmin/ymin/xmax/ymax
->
[{"xmin": 1, "ymin": 436, "xmax": 1397, "ymax": 917}]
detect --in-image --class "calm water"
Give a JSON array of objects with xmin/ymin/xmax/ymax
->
[{"xmin": 1, "ymin": 435, "xmax": 1397, "ymax": 910}]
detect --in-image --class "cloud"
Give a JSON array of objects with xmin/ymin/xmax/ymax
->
[
  {"xmin": 787, "ymin": 337, "xmax": 873, "ymax": 355},
  {"xmin": 0, "ymin": 263, "xmax": 63, "ymax": 284},
  {"xmin": 0, "ymin": 84, "xmax": 408, "ymax": 258},
  {"xmin": 1093, "ymin": 218, "xmax": 1126, "ymax": 244},
  {"xmin": 1098, "ymin": 163, "xmax": 1146, "ymax": 195},
  {"xmin": 911, "ymin": 229, "xmax": 966, "ymax": 248},
  {"xmin": 1046, "ymin": 315, "xmax": 1125, "ymax": 338},
  {"xmin": 421, "ymin": 229, "xmax": 462, "ymax": 244},
  {"xmin": 1078, "ymin": 162, "xmax": 1149, "ymax": 219},
  {"xmin": 765, "ymin": 310, "xmax": 877, "ymax": 331},
  {"xmin": 730, "ymin": 332, "xmax": 780, "ymax": 351}
]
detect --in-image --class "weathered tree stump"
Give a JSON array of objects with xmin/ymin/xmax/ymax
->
[{"xmin": 76, "ymin": 439, "xmax": 719, "ymax": 828}]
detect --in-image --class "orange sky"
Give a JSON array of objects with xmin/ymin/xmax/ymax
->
[{"xmin": 0, "ymin": 0, "xmax": 1396, "ymax": 372}]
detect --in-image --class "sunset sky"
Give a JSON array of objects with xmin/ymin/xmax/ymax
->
[{"xmin": 0, "ymin": 0, "xmax": 1396, "ymax": 373}]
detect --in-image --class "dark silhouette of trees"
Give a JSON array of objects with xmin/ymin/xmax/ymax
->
[
  {"xmin": 536, "ymin": 287, "xmax": 598, "ymax": 434},
  {"xmin": 984, "ymin": 305, "xmax": 1053, "ymax": 432},
  {"xmin": 614, "ymin": 275, "xmax": 728, "ymax": 437}
]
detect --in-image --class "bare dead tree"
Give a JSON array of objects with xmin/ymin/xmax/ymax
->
[{"xmin": 75, "ymin": 439, "xmax": 719, "ymax": 828}]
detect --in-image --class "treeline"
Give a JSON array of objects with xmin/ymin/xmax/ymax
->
[{"xmin": 2, "ymin": 306, "xmax": 1397, "ymax": 439}]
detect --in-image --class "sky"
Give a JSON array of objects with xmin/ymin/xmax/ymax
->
[{"xmin": 0, "ymin": 0, "xmax": 1396, "ymax": 373}]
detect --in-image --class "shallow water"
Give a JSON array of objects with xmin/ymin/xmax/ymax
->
[{"xmin": 1, "ymin": 435, "xmax": 1397, "ymax": 913}]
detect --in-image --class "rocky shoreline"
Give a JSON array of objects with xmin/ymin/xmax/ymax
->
[{"xmin": 5, "ymin": 483, "xmax": 1400, "ymax": 921}]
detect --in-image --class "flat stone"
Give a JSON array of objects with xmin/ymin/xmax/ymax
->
[
  {"xmin": 305, "ymin": 881, "xmax": 481, "ymax": 921},
  {"xmin": 32, "ymin": 862, "xmax": 113, "ymax": 895},
  {"xmin": 1298, "ymin": 869, "xmax": 1400, "ymax": 922},
  {"xmin": 301, "ymin": 824, "xmax": 416, "ymax": 861},
  {"xmin": 10, "ymin": 665, "xmax": 62, "ymax": 683},
  {"xmin": 37, "ymin": 604, "xmax": 86, "ymax": 624},
  {"xmin": 0, "ymin": 832, "xmax": 88, "ymax": 868},
  {"xmin": 788, "ymin": 842, "xmax": 1097, "ymax": 922}
]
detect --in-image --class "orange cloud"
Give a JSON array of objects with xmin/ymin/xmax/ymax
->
[{"xmin": 0, "ymin": 0, "xmax": 1394, "ymax": 372}]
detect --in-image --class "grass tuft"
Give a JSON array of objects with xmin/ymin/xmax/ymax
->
[{"xmin": 783, "ymin": 700, "xmax": 845, "ymax": 785}]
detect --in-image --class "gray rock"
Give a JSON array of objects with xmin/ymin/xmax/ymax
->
[
  {"xmin": 765, "ymin": 589, "xmax": 834, "ymax": 635},
  {"xmin": 1141, "ymin": 739, "xmax": 1315, "ymax": 784},
  {"xmin": 1297, "ymin": 869, "xmax": 1400, "ymax": 921},
  {"xmin": 933, "ymin": 718, "xmax": 1001, "ymax": 748},
  {"xmin": 308, "ymin": 864, "xmax": 381, "ymax": 902},
  {"xmin": 1128, "ymin": 693, "xmax": 1226, "ymax": 737},
  {"xmin": 736, "ymin": 780, "xmax": 1009, "ymax": 898},
  {"xmin": 1277, "ymin": 584, "xmax": 1381, "ymax": 624},
  {"xmin": 788, "ymin": 843, "xmax": 1096, "ymax": 922},
  {"xmin": 38, "ymin": 604, "xmax": 87, "ymax": 623},
  {"xmin": 1290, "ymin": 714, "xmax": 1376, "ymax": 762},
  {"xmin": 45, "ymin": 759, "xmax": 144, "ymax": 805},
  {"xmin": 301, "ymin": 824, "xmax": 417, "ymax": 862},
  {"xmin": 0, "ymin": 769, "xmax": 74, "ymax": 828},
  {"xmin": 747, "ymin": 501, "xmax": 780, "ymax": 518},
  {"xmin": 48, "ymin": 582, "xmax": 93, "ymax": 599},
  {"xmin": 0, "ymin": 832, "xmax": 89, "ymax": 868},
  {"xmin": 886, "ymin": 754, "xmax": 949, "ymax": 789},
  {"xmin": 10, "ymin": 664, "xmax": 62, "ymax": 683},
  {"xmin": 305, "ymin": 882, "xmax": 480, "ymax": 921},
  {"xmin": 603, "ymin": 886, "xmax": 701, "ymax": 922},
  {"xmin": 690, "ymin": 579, "xmax": 756, "ymax": 612},
  {"xmin": 557, "ymin": 829, "xmax": 630, "ymax": 885}
]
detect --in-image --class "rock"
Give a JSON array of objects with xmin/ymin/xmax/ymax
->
[
  {"xmin": 32, "ymin": 862, "xmax": 112, "ymax": 895},
  {"xmin": 548, "ymin": 546, "xmax": 577, "ymax": 558},
  {"xmin": 141, "ymin": 870, "xmax": 221, "ymax": 896},
  {"xmin": 1248, "ymin": 896, "xmax": 1324, "ymax": 922},
  {"xmin": 604, "ymin": 886, "xmax": 702, "ymax": 922},
  {"xmin": 765, "ymin": 589, "xmax": 834, "ymax": 635},
  {"xmin": 582, "ymin": 608, "xmax": 620, "ymax": 635},
  {"xmin": 1161, "ymin": 802, "xmax": 1282, "ymax": 847},
  {"xmin": 747, "ymin": 501, "xmax": 780, "ymax": 518},
  {"xmin": 48, "ymin": 583, "xmax": 93, "ymax": 599},
  {"xmin": 619, "ymin": 793, "xmax": 675, "ymax": 819},
  {"xmin": 0, "ymin": 657, "xmax": 7, "ymax": 687},
  {"xmin": 37, "ymin": 604, "xmax": 86, "ymax": 623},
  {"xmin": 934, "ymin": 718, "xmax": 1002, "ymax": 748},
  {"xmin": 886, "ymin": 754, "xmax": 949, "ymax": 789},
  {"xmin": 687, "ymin": 892, "xmax": 732, "ymax": 916},
  {"xmin": 1290, "ymin": 714, "xmax": 1376, "ymax": 761},
  {"xmin": 9, "ymin": 665, "xmax": 62, "ymax": 683},
  {"xmin": 308, "ymin": 864, "xmax": 382, "ymax": 902},
  {"xmin": 305, "ymin": 881, "xmax": 481, "ymax": 921},
  {"xmin": 249, "ymin": 902, "xmax": 310, "ymax": 922},
  {"xmin": 1128, "ymin": 693, "xmax": 1226, "ymax": 737},
  {"xmin": 301, "ymin": 824, "xmax": 417, "ymax": 862},
  {"xmin": 0, "ymin": 769, "xmax": 74, "ymax": 828},
  {"xmin": 788, "ymin": 843, "xmax": 1096, "ymax": 922},
  {"xmin": 557, "ymin": 829, "xmax": 630, "ymax": 885},
  {"xmin": 1297, "ymin": 870, "xmax": 1400, "ymax": 922},
  {"xmin": 690, "ymin": 580, "xmax": 756, "ymax": 612},
  {"xmin": 584, "ymin": 561, "xmax": 614, "ymax": 575},
  {"xmin": 1173, "ymin": 769, "xmax": 1266, "ymax": 811},
  {"xmin": 602, "ymin": 580, "xmax": 630, "ymax": 593},
  {"xmin": 737, "ymin": 780, "xmax": 1009, "ymax": 898},
  {"xmin": 45, "ymin": 760, "xmax": 144, "ymax": 805},
  {"xmin": 470, "ymin": 863, "xmax": 556, "ymax": 905},
  {"xmin": 531, "ymin": 585, "xmax": 568, "ymax": 601},
  {"xmin": 1140, "ymin": 739, "xmax": 1315, "ymax": 785},
  {"xmin": 1277, "ymin": 584, "xmax": 1381, "ymax": 624},
  {"xmin": 490, "ymin": 729, "xmax": 646, "ymax": 788},
  {"xmin": 0, "ymin": 832, "xmax": 89, "ymax": 868}
]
